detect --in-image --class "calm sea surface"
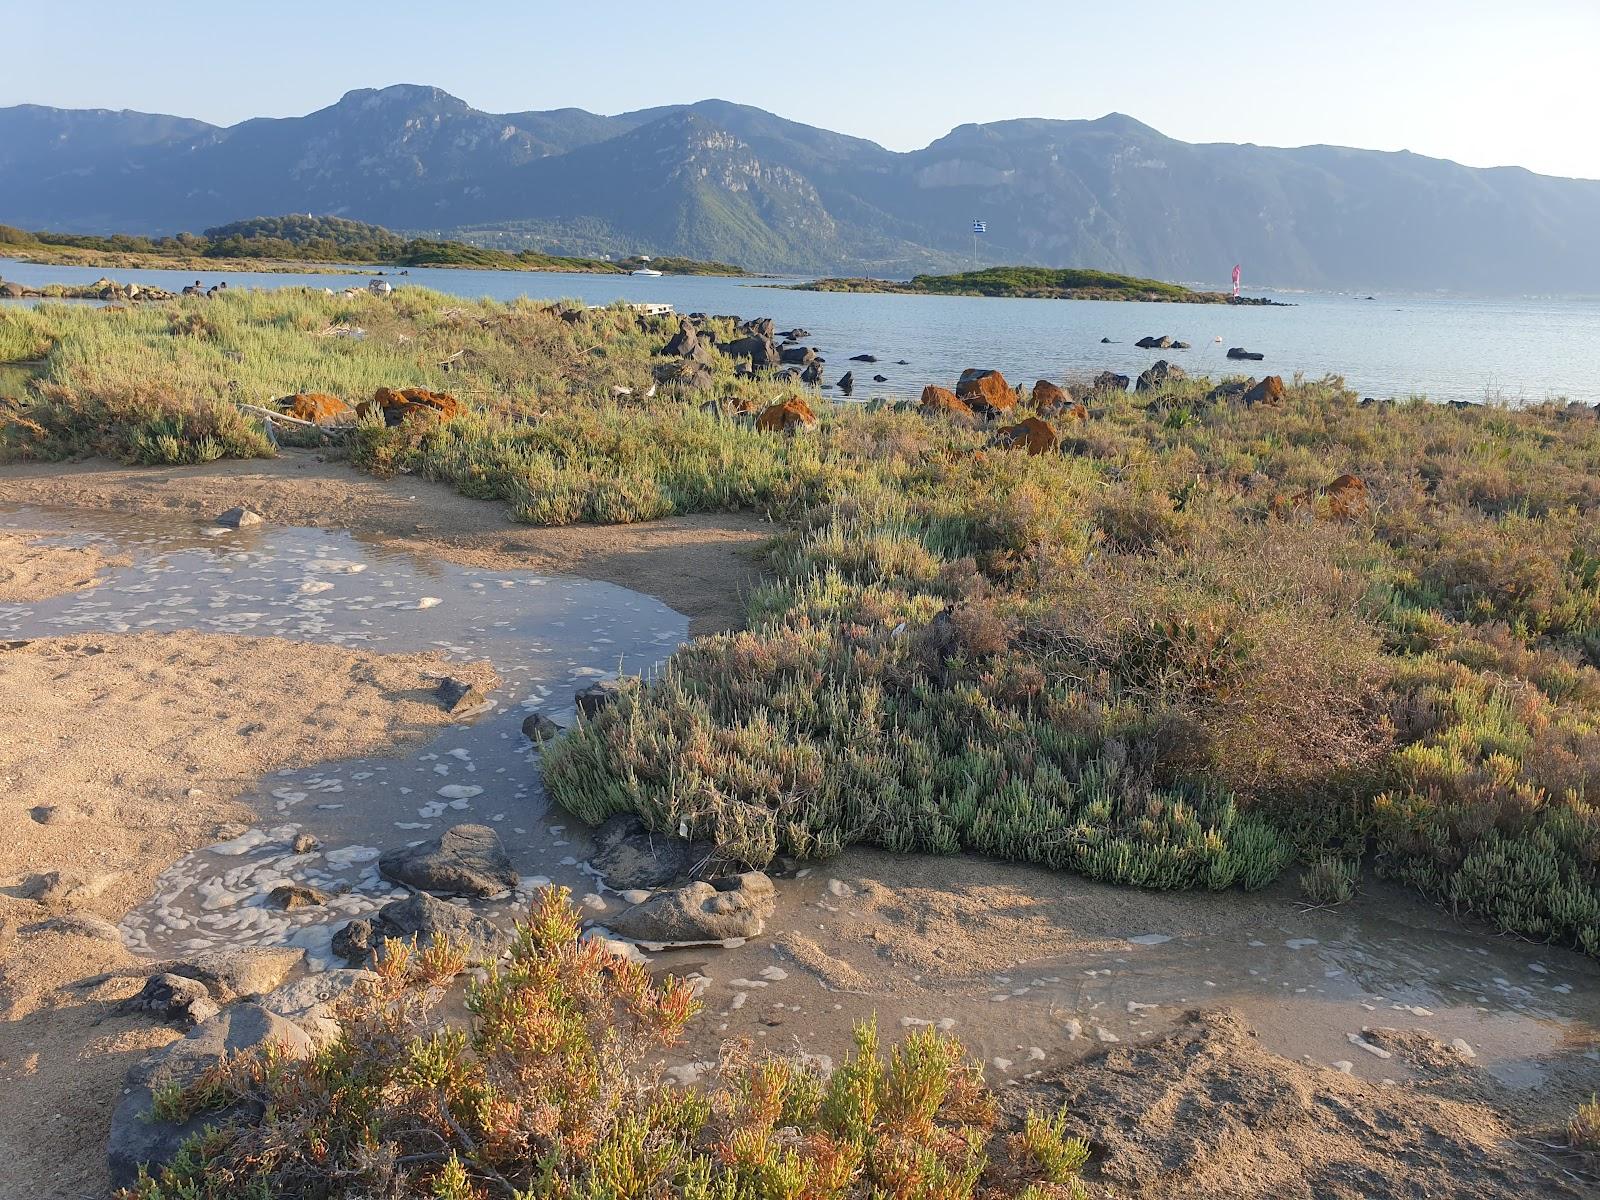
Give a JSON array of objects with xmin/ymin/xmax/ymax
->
[{"xmin": 3, "ymin": 257, "xmax": 1598, "ymax": 404}]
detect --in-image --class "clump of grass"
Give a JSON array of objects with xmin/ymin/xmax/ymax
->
[
  {"xmin": 118, "ymin": 888, "xmax": 1087, "ymax": 1200},
  {"xmin": 1571, "ymin": 1094, "xmax": 1600, "ymax": 1153},
  {"xmin": 1299, "ymin": 853, "xmax": 1359, "ymax": 906}
]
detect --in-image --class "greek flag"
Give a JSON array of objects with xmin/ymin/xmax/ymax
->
[{"xmin": 972, "ymin": 219, "xmax": 987, "ymax": 234}]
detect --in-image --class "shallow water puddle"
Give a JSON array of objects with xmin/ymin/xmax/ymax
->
[{"xmin": 0, "ymin": 505, "xmax": 686, "ymax": 965}]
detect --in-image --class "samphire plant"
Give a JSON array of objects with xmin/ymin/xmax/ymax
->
[{"xmin": 120, "ymin": 888, "xmax": 1090, "ymax": 1200}]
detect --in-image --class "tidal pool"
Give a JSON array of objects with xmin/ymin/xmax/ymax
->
[{"xmin": 0, "ymin": 505, "xmax": 686, "ymax": 966}]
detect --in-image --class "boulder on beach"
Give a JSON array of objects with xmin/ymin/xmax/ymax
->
[
  {"xmin": 1136, "ymin": 361, "xmax": 1186, "ymax": 392},
  {"xmin": 836, "ymin": 370, "xmax": 855, "ymax": 394},
  {"xmin": 996, "ymin": 416, "xmax": 1059, "ymax": 456},
  {"xmin": 607, "ymin": 872, "xmax": 776, "ymax": 944},
  {"xmin": 169, "ymin": 945, "xmax": 303, "ymax": 1002},
  {"xmin": 719, "ymin": 332, "xmax": 781, "ymax": 368},
  {"xmin": 1135, "ymin": 335, "xmax": 1176, "ymax": 350},
  {"xmin": 779, "ymin": 344, "xmax": 818, "ymax": 366},
  {"xmin": 800, "ymin": 359, "xmax": 825, "ymax": 385},
  {"xmin": 378, "ymin": 823, "xmax": 518, "ymax": 898},
  {"xmin": 662, "ymin": 316, "xmax": 701, "ymax": 357},
  {"xmin": 955, "ymin": 368, "xmax": 1017, "ymax": 417},
  {"xmin": 756, "ymin": 397, "xmax": 817, "ymax": 433},
  {"xmin": 1091, "ymin": 371, "xmax": 1131, "ymax": 394},
  {"xmin": 215, "ymin": 506, "xmax": 262, "ymax": 529},
  {"xmin": 920, "ymin": 385, "xmax": 975, "ymax": 418},
  {"xmin": 0, "ymin": 281, "xmax": 26, "ymax": 299},
  {"xmin": 850, "ymin": 354, "xmax": 878, "ymax": 363},
  {"xmin": 108, "ymin": 1004, "xmax": 315, "ymax": 1190},
  {"xmin": 1227, "ymin": 347, "xmax": 1266, "ymax": 361}
]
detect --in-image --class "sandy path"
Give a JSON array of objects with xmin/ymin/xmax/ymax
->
[
  {"xmin": 0, "ymin": 629, "xmax": 497, "ymax": 1199},
  {"xmin": 0, "ymin": 453, "xmax": 773, "ymax": 637}
]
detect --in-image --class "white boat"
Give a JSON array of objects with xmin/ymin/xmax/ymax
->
[{"xmin": 630, "ymin": 268, "xmax": 663, "ymax": 277}]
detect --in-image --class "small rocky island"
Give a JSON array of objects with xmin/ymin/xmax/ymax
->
[{"xmin": 789, "ymin": 265, "xmax": 1288, "ymax": 304}]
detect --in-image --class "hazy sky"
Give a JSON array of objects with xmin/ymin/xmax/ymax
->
[{"xmin": 9, "ymin": 0, "xmax": 1600, "ymax": 179}]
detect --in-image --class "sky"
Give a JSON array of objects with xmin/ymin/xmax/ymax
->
[{"xmin": 7, "ymin": 0, "xmax": 1600, "ymax": 179}]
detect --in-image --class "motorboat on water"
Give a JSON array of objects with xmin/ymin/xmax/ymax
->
[{"xmin": 630, "ymin": 267, "xmax": 664, "ymax": 277}]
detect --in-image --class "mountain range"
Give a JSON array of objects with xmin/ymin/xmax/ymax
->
[{"xmin": 3, "ymin": 84, "xmax": 1598, "ymax": 292}]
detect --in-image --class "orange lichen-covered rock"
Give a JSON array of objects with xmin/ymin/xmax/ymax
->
[
  {"xmin": 1032, "ymin": 380, "xmax": 1084, "ymax": 418},
  {"xmin": 755, "ymin": 397, "xmax": 817, "ymax": 433},
  {"xmin": 955, "ymin": 369, "xmax": 1017, "ymax": 417},
  {"xmin": 1243, "ymin": 376, "xmax": 1286, "ymax": 406},
  {"xmin": 920, "ymin": 385, "xmax": 975, "ymax": 418},
  {"xmin": 995, "ymin": 416, "xmax": 1059, "ymax": 456},
  {"xmin": 1324, "ymin": 473, "xmax": 1369, "ymax": 518},
  {"xmin": 372, "ymin": 386, "xmax": 462, "ymax": 422},
  {"xmin": 277, "ymin": 392, "xmax": 350, "ymax": 423},
  {"xmin": 1292, "ymin": 472, "xmax": 1369, "ymax": 520}
]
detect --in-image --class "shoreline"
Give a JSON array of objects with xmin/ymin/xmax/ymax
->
[{"xmin": 0, "ymin": 246, "xmax": 754, "ymax": 280}]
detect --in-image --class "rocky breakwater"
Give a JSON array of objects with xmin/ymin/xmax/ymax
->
[{"xmin": 0, "ymin": 275, "xmax": 178, "ymax": 302}]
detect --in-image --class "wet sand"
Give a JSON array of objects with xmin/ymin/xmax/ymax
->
[{"xmin": 0, "ymin": 453, "xmax": 774, "ymax": 638}]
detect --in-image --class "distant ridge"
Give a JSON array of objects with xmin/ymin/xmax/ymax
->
[{"xmin": 2, "ymin": 85, "xmax": 1597, "ymax": 291}]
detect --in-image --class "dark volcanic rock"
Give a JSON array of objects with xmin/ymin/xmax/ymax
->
[
  {"xmin": 720, "ymin": 334, "xmax": 780, "ymax": 368},
  {"xmin": 521, "ymin": 712, "xmax": 562, "ymax": 743},
  {"xmin": 1136, "ymin": 360, "xmax": 1186, "ymax": 392},
  {"xmin": 849, "ymin": 353, "xmax": 878, "ymax": 362},
  {"xmin": 576, "ymin": 677, "xmax": 623, "ymax": 717},
  {"xmin": 334, "ymin": 890, "xmax": 506, "ymax": 966},
  {"xmin": 590, "ymin": 814, "xmax": 710, "ymax": 889},
  {"xmin": 116, "ymin": 972, "xmax": 218, "ymax": 1027},
  {"xmin": 379, "ymin": 824, "xmax": 517, "ymax": 897},
  {"xmin": 435, "ymin": 677, "xmax": 490, "ymax": 716},
  {"xmin": 1091, "ymin": 371, "xmax": 1131, "ymax": 393},
  {"xmin": 836, "ymin": 371, "xmax": 855, "ymax": 395},
  {"xmin": 1227, "ymin": 347, "xmax": 1265, "ymax": 361}
]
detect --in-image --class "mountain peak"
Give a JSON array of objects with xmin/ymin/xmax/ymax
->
[{"xmin": 335, "ymin": 84, "xmax": 469, "ymax": 112}]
